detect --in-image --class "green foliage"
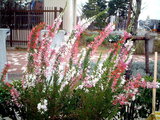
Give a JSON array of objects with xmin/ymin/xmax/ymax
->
[
  {"xmin": 81, "ymin": 32, "xmax": 120, "ymax": 46},
  {"xmin": 82, "ymin": 0, "xmax": 107, "ymax": 29},
  {"xmin": 81, "ymin": 32, "xmax": 99, "ymax": 45},
  {"xmin": 105, "ymin": 34, "xmax": 121, "ymax": 43},
  {"xmin": 0, "ymin": 83, "xmax": 10, "ymax": 103},
  {"xmin": 76, "ymin": 87, "xmax": 119, "ymax": 120}
]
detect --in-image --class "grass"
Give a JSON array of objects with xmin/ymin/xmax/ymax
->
[{"xmin": 79, "ymin": 44, "xmax": 112, "ymax": 55}]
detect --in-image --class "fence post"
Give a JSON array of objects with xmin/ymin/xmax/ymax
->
[
  {"xmin": 152, "ymin": 52, "xmax": 158, "ymax": 114},
  {"xmin": 28, "ymin": 10, "xmax": 30, "ymax": 29},
  {"xmin": 145, "ymin": 39, "xmax": 150, "ymax": 74},
  {"xmin": 54, "ymin": 7, "xmax": 57, "ymax": 19},
  {"xmin": 60, "ymin": 7, "xmax": 63, "ymax": 29},
  {"xmin": 9, "ymin": 27, "xmax": 12, "ymax": 47}
]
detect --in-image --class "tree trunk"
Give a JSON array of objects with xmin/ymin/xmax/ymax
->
[
  {"xmin": 132, "ymin": 0, "xmax": 142, "ymax": 35},
  {"xmin": 126, "ymin": 0, "xmax": 133, "ymax": 30}
]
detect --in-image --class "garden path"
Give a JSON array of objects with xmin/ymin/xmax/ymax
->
[{"xmin": 6, "ymin": 50, "xmax": 160, "ymax": 80}]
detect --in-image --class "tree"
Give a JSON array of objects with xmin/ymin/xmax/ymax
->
[
  {"xmin": 82, "ymin": 0, "xmax": 107, "ymax": 29},
  {"xmin": 108, "ymin": 0, "xmax": 142, "ymax": 34},
  {"xmin": 108, "ymin": 0, "xmax": 129, "ymax": 29},
  {"xmin": 108, "ymin": 0, "xmax": 129, "ymax": 17},
  {"xmin": 0, "ymin": 0, "xmax": 32, "ymax": 10}
]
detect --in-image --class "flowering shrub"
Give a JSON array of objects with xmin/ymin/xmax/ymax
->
[
  {"xmin": 118, "ymin": 76, "xmax": 160, "ymax": 119},
  {"xmin": 1, "ymin": 14, "xmax": 158, "ymax": 119}
]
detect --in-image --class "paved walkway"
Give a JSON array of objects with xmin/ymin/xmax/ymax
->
[
  {"xmin": 6, "ymin": 50, "xmax": 160, "ymax": 80},
  {"xmin": 7, "ymin": 50, "xmax": 27, "ymax": 80}
]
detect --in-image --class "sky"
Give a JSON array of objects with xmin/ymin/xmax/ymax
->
[
  {"xmin": 77, "ymin": 0, "xmax": 160, "ymax": 20},
  {"xmin": 139, "ymin": 0, "xmax": 160, "ymax": 20}
]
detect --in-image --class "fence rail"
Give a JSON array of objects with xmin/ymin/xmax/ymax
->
[{"xmin": 0, "ymin": 7, "xmax": 63, "ymax": 47}]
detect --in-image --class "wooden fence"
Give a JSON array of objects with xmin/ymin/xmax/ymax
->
[{"xmin": 0, "ymin": 7, "xmax": 63, "ymax": 47}]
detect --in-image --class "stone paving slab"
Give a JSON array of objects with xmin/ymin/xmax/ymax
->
[{"xmin": 7, "ymin": 50, "xmax": 27, "ymax": 74}]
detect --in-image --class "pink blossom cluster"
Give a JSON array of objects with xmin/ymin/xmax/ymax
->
[
  {"xmin": 88, "ymin": 23, "xmax": 114, "ymax": 54},
  {"xmin": 110, "ymin": 44, "xmax": 131, "ymax": 90},
  {"xmin": 110, "ymin": 32, "xmax": 133, "ymax": 90},
  {"xmin": 10, "ymin": 87, "xmax": 20, "ymax": 107},
  {"xmin": 83, "ymin": 80, "xmax": 94, "ymax": 88},
  {"xmin": 113, "ymin": 94, "xmax": 129, "ymax": 105},
  {"xmin": 47, "ymin": 16, "xmax": 62, "ymax": 38},
  {"xmin": 113, "ymin": 74, "xmax": 145, "ymax": 105},
  {"xmin": 111, "ymin": 60, "xmax": 128, "ymax": 89},
  {"xmin": 25, "ymin": 16, "xmax": 95, "ymax": 87},
  {"xmin": 74, "ymin": 23, "xmax": 85, "ymax": 39},
  {"xmin": 28, "ymin": 22, "xmax": 45, "ymax": 50},
  {"xmin": 25, "ymin": 17, "xmax": 63, "ymax": 84},
  {"xmin": 0, "ymin": 64, "xmax": 10, "ymax": 82},
  {"xmin": 71, "ymin": 21, "xmax": 92, "ymax": 60},
  {"xmin": 112, "ymin": 73, "xmax": 160, "ymax": 106}
]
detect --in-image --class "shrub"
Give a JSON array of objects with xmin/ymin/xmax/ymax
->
[
  {"xmin": 105, "ymin": 34, "xmax": 121, "ymax": 43},
  {"xmin": 0, "ymin": 14, "xmax": 152, "ymax": 119},
  {"xmin": 81, "ymin": 32, "xmax": 99, "ymax": 45},
  {"xmin": 81, "ymin": 31, "xmax": 121, "ymax": 46}
]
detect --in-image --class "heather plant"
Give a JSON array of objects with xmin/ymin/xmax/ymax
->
[
  {"xmin": 0, "ymin": 13, "xmax": 158, "ymax": 120},
  {"xmin": 131, "ymin": 61, "xmax": 160, "ymax": 79}
]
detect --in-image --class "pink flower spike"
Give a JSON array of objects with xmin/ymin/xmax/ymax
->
[
  {"xmin": 10, "ymin": 87, "xmax": 20, "ymax": 107},
  {"xmin": 123, "ymin": 31, "xmax": 132, "ymax": 41},
  {"xmin": 89, "ymin": 23, "xmax": 114, "ymax": 54},
  {"xmin": 1, "ymin": 64, "xmax": 11, "ymax": 82}
]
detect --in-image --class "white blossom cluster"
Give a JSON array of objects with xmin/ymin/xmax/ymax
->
[
  {"xmin": 77, "ymin": 48, "xmax": 87, "ymax": 65},
  {"xmin": 37, "ymin": 99, "xmax": 48, "ymax": 114},
  {"xmin": 23, "ymin": 74, "xmax": 36, "ymax": 88},
  {"xmin": 124, "ymin": 40, "xmax": 134, "ymax": 51}
]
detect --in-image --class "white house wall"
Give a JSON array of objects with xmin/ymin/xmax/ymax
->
[
  {"xmin": 44, "ymin": 0, "xmax": 74, "ymax": 33},
  {"xmin": 44, "ymin": 0, "xmax": 66, "ymax": 8}
]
